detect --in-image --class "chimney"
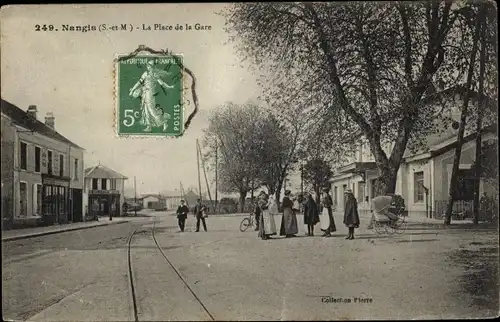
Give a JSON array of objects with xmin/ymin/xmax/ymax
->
[
  {"xmin": 45, "ymin": 112, "xmax": 55, "ymax": 130},
  {"xmin": 27, "ymin": 105, "xmax": 37, "ymax": 119}
]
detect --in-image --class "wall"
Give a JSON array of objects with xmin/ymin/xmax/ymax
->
[
  {"xmin": 404, "ymin": 159, "xmax": 432, "ymax": 217},
  {"xmin": 14, "ymin": 127, "xmax": 84, "ymax": 219},
  {"xmin": 143, "ymin": 196, "xmax": 159, "ymax": 208},
  {"xmin": 1, "ymin": 115, "xmax": 16, "ymax": 226},
  {"xmin": 166, "ymin": 196, "xmax": 182, "ymax": 210},
  {"xmin": 83, "ymin": 176, "xmax": 126, "ymax": 215},
  {"xmin": 433, "ymin": 133, "xmax": 496, "ymax": 202}
]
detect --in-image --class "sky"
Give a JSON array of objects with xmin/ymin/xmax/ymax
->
[{"xmin": 1, "ymin": 4, "xmax": 270, "ymax": 196}]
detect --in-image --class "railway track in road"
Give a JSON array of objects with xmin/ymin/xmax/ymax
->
[{"xmin": 126, "ymin": 216, "xmax": 215, "ymax": 321}]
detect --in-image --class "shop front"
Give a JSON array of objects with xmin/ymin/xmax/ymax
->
[
  {"xmin": 88, "ymin": 190, "xmax": 121, "ymax": 218},
  {"xmin": 42, "ymin": 174, "xmax": 71, "ymax": 224}
]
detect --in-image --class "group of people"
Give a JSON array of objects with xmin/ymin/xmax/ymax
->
[
  {"xmin": 175, "ymin": 199, "xmax": 208, "ymax": 232},
  {"xmin": 253, "ymin": 188, "xmax": 361, "ymax": 240}
]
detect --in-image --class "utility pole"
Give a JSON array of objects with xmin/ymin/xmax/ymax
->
[
  {"xmin": 196, "ymin": 139, "xmax": 203, "ymax": 201},
  {"xmin": 134, "ymin": 176, "xmax": 137, "ymax": 217},
  {"xmin": 215, "ymin": 141, "xmax": 218, "ymax": 214}
]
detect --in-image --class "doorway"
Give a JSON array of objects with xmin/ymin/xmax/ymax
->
[{"xmin": 20, "ymin": 182, "xmax": 28, "ymax": 217}]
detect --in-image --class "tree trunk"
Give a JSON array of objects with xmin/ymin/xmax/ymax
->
[
  {"xmin": 239, "ymin": 191, "xmax": 247, "ymax": 213},
  {"xmin": 473, "ymin": 8, "xmax": 487, "ymax": 225},
  {"xmin": 375, "ymin": 163, "xmax": 398, "ymax": 196},
  {"xmin": 445, "ymin": 7, "xmax": 482, "ymax": 225}
]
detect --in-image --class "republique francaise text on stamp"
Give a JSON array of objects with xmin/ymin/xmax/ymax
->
[{"xmin": 115, "ymin": 54, "xmax": 184, "ymax": 137}]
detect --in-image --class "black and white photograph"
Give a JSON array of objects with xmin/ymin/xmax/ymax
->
[{"xmin": 1, "ymin": 2, "xmax": 499, "ymax": 321}]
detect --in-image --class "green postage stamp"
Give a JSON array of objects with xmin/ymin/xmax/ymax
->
[{"xmin": 115, "ymin": 54, "xmax": 184, "ymax": 137}]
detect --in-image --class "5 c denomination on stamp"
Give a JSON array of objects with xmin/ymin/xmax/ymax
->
[{"xmin": 115, "ymin": 54, "xmax": 184, "ymax": 137}]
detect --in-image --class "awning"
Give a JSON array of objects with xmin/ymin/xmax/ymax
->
[
  {"xmin": 42, "ymin": 174, "xmax": 70, "ymax": 187},
  {"xmin": 336, "ymin": 162, "xmax": 377, "ymax": 174}
]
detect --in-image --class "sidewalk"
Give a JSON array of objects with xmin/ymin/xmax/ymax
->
[{"xmin": 1, "ymin": 217, "xmax": 129, "ymax": 242}]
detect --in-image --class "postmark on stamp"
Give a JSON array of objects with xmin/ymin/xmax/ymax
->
[{"xmin": 115, "ymin": 53, "xmax": 184, "ymax": 137}]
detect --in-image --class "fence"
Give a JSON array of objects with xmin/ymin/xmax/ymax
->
[{"xmin": 434, "ymin": 200, "xmax": 474, "ymax": 220}]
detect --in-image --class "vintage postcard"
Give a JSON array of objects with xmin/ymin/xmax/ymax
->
[{"xmin": 1, "ymin": 3, "xmax": 498, "ymax": 321}]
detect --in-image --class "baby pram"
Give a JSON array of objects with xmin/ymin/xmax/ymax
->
[{"xmin": 370, "ymin": 195, "xmax": 407, "ymax": 235}]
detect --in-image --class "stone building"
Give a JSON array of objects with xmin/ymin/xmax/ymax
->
[{"xmin": 1, "ymin": 100, "xmax": 85, "ymax": 228}]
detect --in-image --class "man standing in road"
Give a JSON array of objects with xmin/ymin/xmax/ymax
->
[
  {"xmin": 194, "ymin": 198, "xmax": 208, "ymax": 232},
  {"xmin": 176, "ymin": 200, "xmax": 189, "ymax": 232}
]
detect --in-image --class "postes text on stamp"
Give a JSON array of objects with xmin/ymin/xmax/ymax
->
[{"xmin": 116, "ymin": 54, "xmax": 183, "ymax": 137}]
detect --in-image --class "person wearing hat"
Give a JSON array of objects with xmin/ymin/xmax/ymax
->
[
  {"xmin": 259, "ymin": 192, "xmax": 277, "ymax": 240},
  {"xmin": 194, "ymin": 198, "xmax": 208, "ymax": 232},
  {"xmin": 303, "ymin": 192, "xmax": 320, "ymax": 236},
  {"xmin": 176, "ymin": 200, "xmax": 189, "ymax": 232},
  {"xmin": 320, "ymin": 187, "xmax": 336, "ymax": 237},
  {"xmin": 279, "ymin": 190, "xmax": 299, "ymax": 237},
  {"xmin": 343, "ymin": 189, "xmax": 360, "ymax": 239}
]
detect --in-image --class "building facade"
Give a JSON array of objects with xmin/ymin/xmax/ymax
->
[
  {"xmin": 84, "ymin": 164, "xmax": 128, "ymax": 217},
  {"xmin": 329, "ymin": 87, "xmax": 497, "ymax": 219},
  {"xmin": 140, "ymin": 194, "xmax": 167, "ymax": 210},
  {"xmin": 1, "ymin": 100, "xmax": 85, "ymax": 228}
]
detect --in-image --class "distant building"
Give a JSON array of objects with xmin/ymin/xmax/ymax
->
[
  {"xmin": 140, "ymin": 194, "xmax": 167, "ymax": 210},
  {"xmin": 1, "ymin": 100, "xmax": 85, "ymax": 228},
  {"xmin": 84, "ymin": 164, "xmax": 128, "ymax": 217}
]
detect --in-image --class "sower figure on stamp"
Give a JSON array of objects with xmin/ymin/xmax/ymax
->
[
  {"xmin": 129, "ymin": 60, "xmax": 174, "ymax": 132},
  {"xmin": 176, "ymin": 199, "xmax": 189, "ymax": 232},
  {"xmin": 343, "ymin": 189, "xmax": 360, "ymax": 240},
  {"xmin": 320, "ymin": 187, "xmax": 336, "ymax": 237},
  {"xmin": 193, "ymin": 198, "xmax": 208, "ymax": 232},
  {"xmin": 279, "ymin": 190, "xmax": 299, "ymax": 238}
]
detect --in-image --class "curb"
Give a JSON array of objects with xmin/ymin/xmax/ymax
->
[{"xmin": 2, "ymin": 220, "xmax": 129, "ymax": 242}]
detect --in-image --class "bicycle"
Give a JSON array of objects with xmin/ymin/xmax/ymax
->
[{"xmin": 239, "ymin": 212, "xmax": 255, "ymax": 232}]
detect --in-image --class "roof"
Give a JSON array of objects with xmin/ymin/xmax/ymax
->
[
  {"xmin": 404, "ymin": 123, "xmax": 497, "ymax": 162},
  {"xmin": 1, "ymin": 99, "xmax": 84, "ymax": 149},
  {"xmin": 341, "ymin": 85, "xmax": 497, "ymax": 144},
  {"xmin": 84, "ymin": 164, "xmax": 128, "ymax": 179},
  {"xmin": 140, "ymin": 194, "xmax": 167, "ymax": 200}
]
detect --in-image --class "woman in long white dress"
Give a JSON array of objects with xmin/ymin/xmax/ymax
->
[
  {"xmin": 320, "ymin": 188, "xmax": 336, "ymax": 237},
  {"xmin": 129, "ymin": 60, "xmax": 175, "ymax": 132},
  {"xmin": 259, "ymin": 193, "xmax": 278, "ymax": 240}
]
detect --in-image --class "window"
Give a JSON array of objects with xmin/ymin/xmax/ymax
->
[
  {"xmin": 110, "ymin": 179, "xmax": 117, "ymax": 190},
  {"xmin": 74, "ymin": 159, "xmax": 79, "ymax": 180},
  {"xmin": 454, "ymin": 169, "xmax": 475, "ymax": 200},
  {"xmin": 48, "ymin": 150, "xmax": 53, "ymax": 175},
  {"xmin": 334, "ymin": 186, "xmax": 338, "ymax": 205},
  {"xmin": 43, "ymin": 186, "xmax": 51, "ymax": 215},
  {"xmin": 92, "ymin": 178, "xmax": 98, "ymax": 190},
  {"xmin": 58, "ymin": 186, "xmax": 66, "ymax": 214},
  {"xmin": 19, "ymin": 182, "xmax": 28, "ymax": 217},
  {"xmin": 414, "ymin": 172, "xmax": 425, "ymax": 202},
  {"xmin": 370, "ymin": 179, "xmax": 378, "ymax": 199},
  {"xmin": 33, "ymin": 184, "xmax": 42, "ymax": 215},
  {"xmin": 101, "ymin": 179, "xmax": 107, "ymax": 190},
  {"xmin": 20, "ymin": 142, "xmax": 27, "ymax": 170},
  {"xmin": 358, "ymin": 182, "xmax": 366, "ymax": 202},
  {"xmin": 59, "ymin": 154, "xmax": 64, "ymax": 177},
  {"xmin": 35, "ymin": 147, "xmax": 41, "ymax": 173}
]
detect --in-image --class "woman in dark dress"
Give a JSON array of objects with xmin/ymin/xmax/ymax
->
[
  {"xmin": 303, "ymin": 192, "xmax": 320, "ymax": 236},
  {"xmin": 280, "ymin": 190, "xmax": 299, "ymax": 237},
  {"xmin": 343, "ymin": 189, "xmax": 360, "ymax": 240}
]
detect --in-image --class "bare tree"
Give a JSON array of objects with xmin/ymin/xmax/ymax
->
[{"xmin": 203, "ymin": 102, "xmax": 265, "ymax": 211}]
